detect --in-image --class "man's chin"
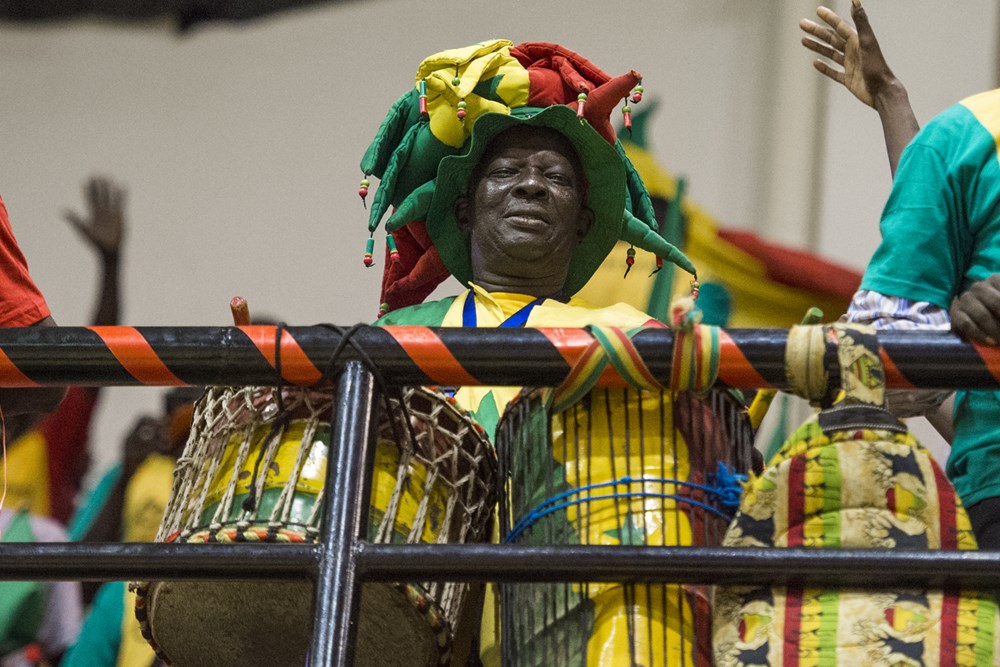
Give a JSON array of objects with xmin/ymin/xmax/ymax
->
[{"xmin": 500, "ymin": 240, "xmax": 555, "ymax": 263}]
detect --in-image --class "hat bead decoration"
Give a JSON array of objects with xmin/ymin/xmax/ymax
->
[
  {"xmin": 418, "ymin": 79, "xmax": 428, "ymax": 115},
  {"xmin": 576, "ymin": 88, "xmax": 588, "ymax": 119},
  {"xmin": 363, "ymin": 236, "xmax": 375, "ymax": 267},
  {"xmin": 358, "ymin": 178, "xmax": 370, "ymax": 207},
  {"xmin": 456, "ymin": 99, "xmax": 467, "ymax": 121},
  {"xmin": 621, "ymin": 100, "xmax": 632, "ymax": 132},
  {"xmin": 631, "ymin": 81, "xmax": 644, "ymax": 103},
  {"xmin": 623, "ymin": 245, "xmax": 636, "ymax": 278},
  {"xmin": 387, "ymin": 234, "xmax": 401, "ymax": 264}
]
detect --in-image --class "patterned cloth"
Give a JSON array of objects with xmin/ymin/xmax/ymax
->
[
  {"xmin": 713, "ymin": 416, "xmax": 999, "ymax": 666},
  {"xmin": 713, "ymin": 323, "xmax": 999, "ymax": 666},
  {"xmin": 845, "ymin": 290, "xmax": 953, "ymax": 419}
]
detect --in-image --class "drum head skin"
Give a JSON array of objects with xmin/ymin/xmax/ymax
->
[{"xmin": 144, "ymin": 580, "xmax": 447, "ymax": 667}]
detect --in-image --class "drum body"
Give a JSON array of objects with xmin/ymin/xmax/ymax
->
[
  {"xmin": 137, "ymin": 385, "xmax": 495, "ymax": 667},
  {"xmin": 497, "ymin": 387, "xmax": 753, "ymax": 667}
]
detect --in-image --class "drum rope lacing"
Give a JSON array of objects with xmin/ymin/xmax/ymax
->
[
  {"xmin": 240, "ymin": 322, "xmax": 421, "ymax": 517},
  {"xmin": 504, "ymin": 464, "xmax": 747, "ymax": 543}
]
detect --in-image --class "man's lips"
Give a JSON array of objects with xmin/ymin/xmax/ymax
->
[{"xmin": 503, "ymin": 211, "xmax": 549, "ymax": 228}]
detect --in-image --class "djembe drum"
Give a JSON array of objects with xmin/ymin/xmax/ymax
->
[
  {"xmin": 135, "ymin": 384, "xmax": 495, "ymax": 667},
  {"xmin": 497, "ymin": 385, "xmax": 754, "ymax": 666}
]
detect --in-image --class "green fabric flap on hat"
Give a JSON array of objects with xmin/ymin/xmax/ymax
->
[
  {"xmin": 386, "ymin": 181, "xmax": 436, "ymax": 232},
  {"xmin": 621, "ymin": 210, "xmax": 697, "ymax": 276},
  {"xmin": 360, "ymin": 88, "xmax": 421, "ymax": 179},
  {"xmin": 387, "ymin": 127, "xmax": 453, "ymax": 211},
  {"xmin": 619, "ymin": 146, "xmax": 658, "ymax": 228},
  {"xmin": 368, "ymin": 120, "xmax": 423, "ymax": 232}
]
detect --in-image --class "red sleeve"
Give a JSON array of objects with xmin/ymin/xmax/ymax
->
[
  {"xmin": 0, "ymin": 195, "xmax": 51, "ymax": 326},
  {"xmin": 38, "ymin": 387, "xmax": 99, "ymax": 524}
]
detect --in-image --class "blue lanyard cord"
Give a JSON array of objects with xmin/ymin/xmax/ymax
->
[
  {"xmin": 504, "ymin": 467, "xmax": 746, "ymax": 544},
  {"xmin": 462, "ymin": 290, "xmax": 549, "ymax": 328}
]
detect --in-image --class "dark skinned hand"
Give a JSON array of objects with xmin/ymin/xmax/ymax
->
[
  {"xmin": 63, "ymin": 176, "xmax": 126, "ymax": 260},
  {"xmin": 951, "ymin": 275, "xmax": 1000, "ymax": 346}
]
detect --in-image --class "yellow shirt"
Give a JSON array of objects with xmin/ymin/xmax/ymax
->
[{"xmin": 441, "ymin": 284, "xmax": 661, "ymax": 436}]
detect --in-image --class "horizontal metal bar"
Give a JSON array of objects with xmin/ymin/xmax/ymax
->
[
  {"xmin": 354, "ymin": 543, "xmax": 1000, "ymax": 590},
  {"xmin": 0, "ymin": 325, "xmax": 995, "ymax": 389},
  {"xmin": 0, "ymin": 542, "xmax": 320, "ymax": 581},
  {"xmin": 6, "ymin": 541, "xmax": 1000, "ymax": 591}
]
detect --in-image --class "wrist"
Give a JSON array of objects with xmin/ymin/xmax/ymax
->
[{"xmin": 872, "ymin": 79, "xmax": 909, "ymax": 112}]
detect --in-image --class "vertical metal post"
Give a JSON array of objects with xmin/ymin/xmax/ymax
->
[{"xmin": 309, "ymin": 361, "xmax": 379, "ymax": 666}]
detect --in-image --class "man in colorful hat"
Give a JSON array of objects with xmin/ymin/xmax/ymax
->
[
  {"xmin": 361, "ymin": 40, "xmax": 706, "ymax": 667},
  {"xmin": 366, "ymin": 40, "xmax": 697, "ymax": 436}
]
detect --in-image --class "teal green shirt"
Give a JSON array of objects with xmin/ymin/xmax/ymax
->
[{"xmin": 861, "ymin": 88, "xmax": 1000, "ymax": 508}]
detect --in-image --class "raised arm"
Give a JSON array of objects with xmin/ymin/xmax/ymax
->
[
  {"xmin": 800, "ymin": 0, "xmax": 919, "ymax": 177},
  {"xmin": 63, "ymin": 176, "xmax": 124, "ymax": 328}
]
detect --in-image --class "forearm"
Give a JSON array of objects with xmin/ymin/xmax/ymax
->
[
  {"xmin": 92, "ymin": 252, "xmax": 121, "ymax": 326},
  {"xmin": 872, "ymin": 80, "xmax": 919, "ymax": 178}
]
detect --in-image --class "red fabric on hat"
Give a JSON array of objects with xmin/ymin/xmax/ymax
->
[
  {"xmin": 512, "ymin": 42, "xmax": 611, "ymax": 93},
  {"xmin": 379, "ymin": 223, "xmax": 450, "ymax": 314},
  {"xmin": 511, "ymin": 42, "xmax": 640, "ymax": 146},
  {"xmin": 572, "ymin": 71, "xmax": 641, "ymax": 145}
]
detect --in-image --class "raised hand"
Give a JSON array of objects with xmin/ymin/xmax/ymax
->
[
  {"xmin": 800, "ymin": 0, "xmax": 897, "ymax": 109},
  {"xmin": 63, "ymin": 176, "xmax": 126, "ymax": 259},
  {"xmin": 800, "ymin": 0, "xmax": 917, "ymax": 177}
]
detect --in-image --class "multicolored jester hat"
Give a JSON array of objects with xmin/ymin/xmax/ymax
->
[{"xmin": 358, "ymin": 39, "xmax": 698, "ymax": 316}]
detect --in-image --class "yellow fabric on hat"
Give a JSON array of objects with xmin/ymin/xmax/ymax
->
[{"xmin": 417, "ymin": 40, "xmax": 530, "ymax": 149}]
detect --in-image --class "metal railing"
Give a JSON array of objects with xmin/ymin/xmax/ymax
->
[{"xmin": 1, "ymin": 325, "xmax": 999, "ymax": 666}]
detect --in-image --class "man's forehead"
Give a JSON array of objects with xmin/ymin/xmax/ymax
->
[{"xmin": 483, "ymin": 125, "xmax": 581, "ymax": 163}]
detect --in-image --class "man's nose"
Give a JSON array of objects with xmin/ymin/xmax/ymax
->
[{"xmin": 512, "ymin": 170, "xmax": 547, "ymax": 198}]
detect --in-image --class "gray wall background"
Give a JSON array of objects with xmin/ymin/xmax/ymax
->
[{"xmin": 1, "ymin": 0, "xmax": 995, "ymax": 485}]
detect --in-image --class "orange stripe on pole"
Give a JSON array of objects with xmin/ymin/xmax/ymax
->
[
  {"xmin": 972, "ymin": 341, "xmax": 1000, "ymax": 384},
  {"xmin": 537, "ymin": 328, "xmax": 627, "ymax": 387},
  {"xmin": 238, "ymin": 326, "xmax": 322, "ymax": 386},
  {"xmin": 0, "ymin": 346, "xmax": 40, "ymax": 387},
  {"xmin": 89, "ymin": 326, "xmax": 185, "ymax": 386},
  {"xmin": 388, "ymin": 327, "xmax": 480, "ymax": 386},
  {"xmin": 717, "ymin": 329, "xmax": 773, "ymax": 389},
  {"xmin": 880, "ymin": 350, "xmax": 915, "ymax": 390},
  {"xmin": 537, "ymin": 328, "xmax": 594, "ymax": 367}
]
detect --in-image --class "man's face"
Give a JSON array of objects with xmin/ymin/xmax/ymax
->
[{"xmin": 456, "ymin": 126, "xmax": 593, "ymax": 292}]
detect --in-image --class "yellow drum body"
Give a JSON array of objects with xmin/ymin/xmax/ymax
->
[
  {"xmin": 138, "ymin": 385, "xmax": 495, "ymax": 667},
  {"xmin": 498, "ymin": 387, "xmax": 753, "ymax": 666}
]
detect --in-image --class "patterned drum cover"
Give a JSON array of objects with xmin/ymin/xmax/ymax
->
[
  {"xmin": 713, "ymin": 323, "xmax": 1000, "ymax": 667},
  {"xmin": 496, "ymin": 386, "xmax": 754, "ymax": 666},
  {"xmin": 713, "ymin": 414, "xmax": 1000, "ymax": 666},
  {"xmin": 136, "ymin": 385, "xmax": 495, "ymax": 667}
]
